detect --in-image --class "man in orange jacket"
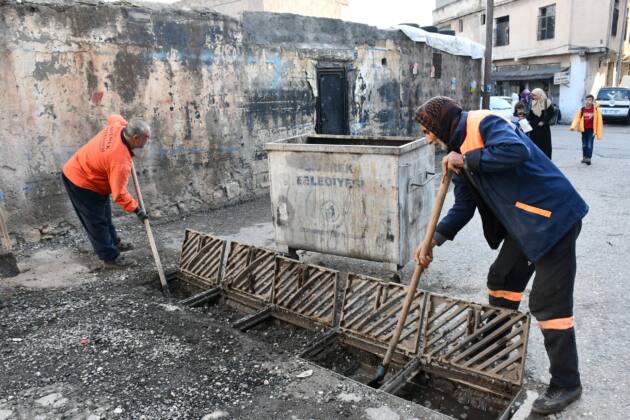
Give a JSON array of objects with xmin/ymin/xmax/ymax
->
[{"xmin": 62, "ymin": 115, "xmax": 150, "ymax": 268}]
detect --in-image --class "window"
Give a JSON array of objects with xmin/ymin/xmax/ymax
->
[
  {"xmin": 495, "ymin": 15, "xmax": 509, "ymax": 46},
  {"xmin": 538, "ymin": 4, "xmax": 555, "ymax": 40},
  {"xmin": 458, "ymin": 19, "xmax": 463, "ymax": 32},
  {"xmin": 480, "ymin": 13, "xmax": 486, "ymax": 25},
  {"xmin": 612, "ymin": 0, "xmax": 619, "ymax": 37},
  {"xmin": 432, "ymin": 53, "xmax": 442, "ymax": 79}
]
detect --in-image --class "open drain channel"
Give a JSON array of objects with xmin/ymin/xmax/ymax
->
[{"xmin": 170, "ymin": 229, "xmax": 531, "ymax": 419}]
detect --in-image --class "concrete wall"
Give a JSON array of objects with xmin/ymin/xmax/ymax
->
[{"xmin": 0, "ymin": 1, "xmax": 480, "ymax": 242}]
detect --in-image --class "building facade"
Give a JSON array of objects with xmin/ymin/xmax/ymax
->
[
  {"xmin": 433, "ymin": 0, "xmax": 630, "ymax": 120},
  {"xmin": 176, "ymin": 0, "xmax": 349, "ymax": 19}
]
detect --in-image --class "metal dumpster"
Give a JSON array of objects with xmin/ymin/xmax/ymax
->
[{"xmin": 265, "ymin": 134, "xmax": 435, "ymax": 272}]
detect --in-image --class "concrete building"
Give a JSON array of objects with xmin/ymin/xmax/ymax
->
[
  {"xmin": 176, "ymin": 0, "xmax": 349, "ymax": 19},
  {"xmin": 433, "ymin": 0, "xmax": 630, "ymax": 120},
  {"xmin": 0, "ymin": 0, "xmax": 481, "ymax": 242}
]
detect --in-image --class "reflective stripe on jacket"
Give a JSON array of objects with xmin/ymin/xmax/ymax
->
[{"xmin": 436, "ymin": 110, "xmax": 589, "ymax": 263}]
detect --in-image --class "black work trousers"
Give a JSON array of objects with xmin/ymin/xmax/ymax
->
[
  {"xmin": 486, "ymin": 221, "xmax": 582, "ymax": 388},
  {"xmin": 62, "ymin": 174, "xmax": 120, "ymax": 262}
]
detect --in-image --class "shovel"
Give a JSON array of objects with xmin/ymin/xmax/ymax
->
[
  {"xmin": 0, "ymin": 207, "xmax": 19, "ymax": 278},
  {"xmin": 367, "ymin": 170, "xmax": 453, "ymax": 387},
  {"xmin": 130, "ymin": 161, "xmax": 171, "ymax": 298}
]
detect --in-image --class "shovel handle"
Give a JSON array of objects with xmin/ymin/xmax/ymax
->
[
  {"xmin": 380, "ymin": 170, "xmax": 453, "ymax": 369},
  {"xmin": 131, "ymin": 161, "xmax": 169, "ymax": 293}
]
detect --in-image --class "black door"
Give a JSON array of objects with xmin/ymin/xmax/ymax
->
[{"xmin": 317, "ymin": 68, "xmax": 348, "ymax": 135}]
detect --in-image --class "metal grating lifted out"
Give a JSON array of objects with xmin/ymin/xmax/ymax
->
[
  {"xmin": 272, "ymin": 256, "xmax": 338, "ymax": 327},
  {"xmin": 422, "ymin": 293, "xmax": 530, "ymax": 386},
  {"xmin": 341, "ymin": 274, "xmax": 424, "ymax": 355},
  {"xmin": 178, "ymin": 229, "xmax": 226, "ymax": 289},
  {"xmin": 223, "ymin": 241, "xmax": 277, "ymax": 303}
]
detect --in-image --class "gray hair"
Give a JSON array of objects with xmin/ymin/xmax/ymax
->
[{"xmin": 126, "ymin": 118, "xmax": 150, "ymax": 138}]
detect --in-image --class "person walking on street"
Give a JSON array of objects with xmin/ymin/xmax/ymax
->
[
  {"xmin": 570, "ymin": 94, "xmax": 603, "ymax": 165},
  {"xmin": 527, "ymin": 88, "xmax": 555, "ymax": 159},
  {"xmin": 519, "ymin": 88, "xmax": 531, "ymax": 113},
  {"xmin": 413, "ymin": 96, "xmax": 588, "ymax": 415},
  {"xmin": 62, "ymin": 115, "xmax": 150, "ymax": 268}
]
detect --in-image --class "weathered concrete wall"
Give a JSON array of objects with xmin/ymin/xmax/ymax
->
[{"xmin": 0, "ymin": 1, "xmax": 480, "ymax": 242}]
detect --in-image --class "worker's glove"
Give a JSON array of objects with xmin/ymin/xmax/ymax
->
[{"xmin": 134, "ymin": 207, "xmax": 149, "ymax": 223}]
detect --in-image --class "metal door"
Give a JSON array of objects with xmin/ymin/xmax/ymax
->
[{"xmin": 317, "ymin": 68, "xmax": 348, "ymax": 134}]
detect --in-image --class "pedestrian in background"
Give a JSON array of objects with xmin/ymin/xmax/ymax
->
[
  {"xmin": 528, "ymin": 88, "xmax": 555, "ymax": 158},
  {"xmin": 519, "ymin": 88, "xmax": 531, "ymax": 113},
  {"xmin": 570, "ymin": 94, "xmax": 603, "ymax": 165},
  {"xmin": 512, "ymin": 102, "xmax": 533, "ymax": 135}
]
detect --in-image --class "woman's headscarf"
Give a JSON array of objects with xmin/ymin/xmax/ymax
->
[
  {"xmin": 530, "ymin": 88, "xmax": 550, "ymax": 117},
  {"xmin": 414, "ymin": 96, "xmax": 463, "ymax": 149},
  {"xmin": 520, "ymin": 89, "xmax": 530, "ymax": 102}
]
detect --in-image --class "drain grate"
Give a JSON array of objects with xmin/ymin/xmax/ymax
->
[
  {"xmin": 422, "ymin": 293, "xmax": 530, "ymax": 386},
  {"xmin": 178, "ymin": 229, "xmax": 226, "ymax": 288},
  {"xmin": 223, "ymin": 241, "xmax": 277, "ymax": 303},
  {"xmin": 340, "ymin": 273, "xmax": 424, "ymax": 355},
  {"xmin": 272, "ymin": 257, "xmax": 338, "ymax": 327}
]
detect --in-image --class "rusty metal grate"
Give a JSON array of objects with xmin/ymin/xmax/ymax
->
[
  {"xmin": 178, "ymin": 229, "xmax": 226, "ymax": 288},
  {"xmin": 272, "ymin": 257, "xmax": 338, "ymax": 327},
  {"xmin": 223, "ymin": 241, "xmax": 277, "ymax": 303},
  {"xmin": 422, "ymin": 293, "xmax": 530, "ymax": 386},
  {"xmin": 340, "ymin": 274, "xmax": 425, "ymax": 355}
]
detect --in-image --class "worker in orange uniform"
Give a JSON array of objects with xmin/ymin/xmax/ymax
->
[
  {"xmin": 413, "ymin": 97, "xmax": 588, "ymax": 415},
  {"xmin": 62, "ymin": 115, "xmax": 150, "ymax": 268}
]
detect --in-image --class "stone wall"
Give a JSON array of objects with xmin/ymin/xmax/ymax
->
[{"xmin": 0, "ymin": 1, "xmax": 481, "ymax": 242}]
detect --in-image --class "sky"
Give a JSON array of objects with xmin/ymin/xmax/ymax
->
[{"xmin": 342, "ymin": 0, "xmax": 435, "ymax": 28}]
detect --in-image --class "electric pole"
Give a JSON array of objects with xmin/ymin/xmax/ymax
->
[
  {"xmin": 614, "ymin": 0, "xmax": 628, "ymax": 86},
  {"xmin": 482, "ymin": 0, "xmax": 494, "ymax": 109}
]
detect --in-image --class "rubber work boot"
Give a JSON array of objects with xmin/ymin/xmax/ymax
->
[
  {"xmin": 532, "ymin": 384, "xmax": 582, "ymax": 415},
  {"xmin": 103, "ymin": 255, "xmax": 136, "ymax": 269},
  {"xmin": 584, "ymin": 157, "xmax": 591, "ymax": 165},
  {"xmin": 115, "ymin": 238, "xmax": 134, "ymax": 252}
]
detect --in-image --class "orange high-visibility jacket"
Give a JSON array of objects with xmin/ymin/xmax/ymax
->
[{"xmin": 63, "ymin": 115, "xmax": 138, "ymax": 212}]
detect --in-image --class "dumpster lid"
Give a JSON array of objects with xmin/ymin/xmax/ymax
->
[
  {"xmin": 223, "ymin": 241, "xmax": 278, "ymax": 304},
  {"xmin": 178, "ymin": 229, "xmax": 226, "ymax": 288},
  {"xmin": 340, "ymin": 273, "xmax": 425, "ymax": 356},
  {"xmin": 421, "ymin": 292, "xmax": 531, "ymax": 388},
  {"xmin": 265, "ymin": 134, "xmax": 428, "ymax": 155},
  {"xmin": 272, "ymin": 256, "xmax": 338, "ymax": 328}
]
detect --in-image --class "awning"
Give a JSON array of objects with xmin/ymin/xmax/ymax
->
[{"xmin": 492, "ymin": 65, "xmax": 565, "ymax": 81}]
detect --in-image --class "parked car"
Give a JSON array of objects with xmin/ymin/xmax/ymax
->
[
  {"xmin": 596, "ymin": 87, "xmax": 630, "ymax": 124},
  {"xmin": 479, "ymin": 96, "xmax": 514, "ymax": 119}
]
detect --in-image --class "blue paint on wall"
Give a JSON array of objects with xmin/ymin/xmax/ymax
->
[
  {"xmin": 265, "ymin": 54, "xmax": 283, "ymax": 90},
  {"xmin": 0, "ymin": 191, "xmax": 4, "ymax": 201}
]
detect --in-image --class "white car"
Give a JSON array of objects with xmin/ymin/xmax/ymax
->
[
  {"xmin": 596, "ymin": 87, "xmax": 630, "ymax": 124},
  {"xmin": 479, "ymin": 96, "xmax": 514, "ymax": 119}
]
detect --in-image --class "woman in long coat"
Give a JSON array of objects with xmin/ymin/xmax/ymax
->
[{"xmin": 527, "ymin": 88, "xmax": 554, "ymax": 158}]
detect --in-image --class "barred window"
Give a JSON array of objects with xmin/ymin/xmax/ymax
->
[{"xmin": 538, "ymin": 5, "xmax": 555, "ymax": 40}]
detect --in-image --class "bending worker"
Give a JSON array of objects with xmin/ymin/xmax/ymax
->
[
  {"xmin": 414, "ymin": 97, "xmax": 587, "ymax": 415},
  {"xmin": 62, "ymin": 115, "xmax": 150, "ymax": 268}
]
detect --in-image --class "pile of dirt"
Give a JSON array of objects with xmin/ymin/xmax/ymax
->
[{"xmin": 0, "ymin": 272, "xmax": 294, "ymax": 418}]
